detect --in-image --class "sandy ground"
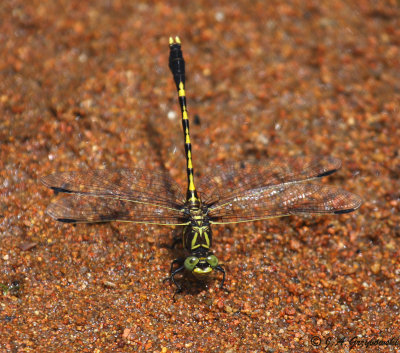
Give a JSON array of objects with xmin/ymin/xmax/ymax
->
[{"xmin": 1, "ymin": 0, "xmax": 399, "ymax": 352}]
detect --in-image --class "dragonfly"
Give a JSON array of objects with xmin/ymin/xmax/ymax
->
[{"xmin": 42, "ymin": 37, "xmax": 362, "ymax": 292}]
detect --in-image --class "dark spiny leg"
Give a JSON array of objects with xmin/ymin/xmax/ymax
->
[
  {"xmin": 169, "ymin": 258, "xmax": 184, "ymax": 275},
  {"xmin": 170, "ymin": 264, "xmax": 185, "ymax": 293},
  {"xmin": 163, "ymin": 258, "xmax": 185, "ymax": 292},
  {"xmin": 215, "ymin": 265, "xmax": 226, "ymax": 289},
  {"xmin": 171, "ymin": 264, "xmax": 186, "ymax": 300}
]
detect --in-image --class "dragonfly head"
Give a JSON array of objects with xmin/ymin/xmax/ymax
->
[{"xmin": 184, "ymin": 253, "xmax": 219, "ymax": 279}]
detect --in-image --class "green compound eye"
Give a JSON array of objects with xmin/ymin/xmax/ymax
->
[
  {"xmin": 184, "ymin": 256, "xmax": 199, "ymax": 271},
  {"xmin": 206, "ymin": 254, "xmax": 218, "ymax": 267}
]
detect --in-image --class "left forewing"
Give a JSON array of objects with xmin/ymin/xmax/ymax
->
[{"xmin": 46, "ymin": 194, "xmax": 188, "ymax": 225}]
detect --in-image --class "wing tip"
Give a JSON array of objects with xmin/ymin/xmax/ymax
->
[
  {"xmin": 56, "ymin": 218, "xmax": 78, "ymax": 223},
  {"xmin": 317, "ymin": 157, "xmax": 342, "ymax": 177},
  {"xmin": 45, "ymin": 203, "xmax": 76, "ymax": 223},
  {"xmin": 40, "ymin": 175, "xmax": 51, "ymax": 187},
  {"xmin": 317, "ymin": 169, "xmax": 338, "ymax": 178},
  {"xmin": 45, "ymin": 206, "xmax": 78, "ymax": 223},
  {"xmin": 334, "ymin": 194, "xmax": 363, "ymax": 214},
  {"xmin": 52, "ymin": 186, "xmax": 73, "ymax": 195},
  {"xmin": 41, "ymin": 175, "xmax": 72, "ymax": 194},
  {"xmin": 334, "ymin": 208, "xmax": 356, "ymax": 215}
]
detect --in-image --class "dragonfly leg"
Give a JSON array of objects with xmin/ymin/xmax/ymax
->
[
  {"xmin": 215, "ymin": 265, "xmax": 226, "ymax": 289},
  {"xmin": 163, "ymin": 258, "xmax": 185, "ymax": 292}
]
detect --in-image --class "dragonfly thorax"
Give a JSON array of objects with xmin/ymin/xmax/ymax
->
[
  {"xmin": 188, "ymin": 207, "xmax": 208, "ymax": 226},
  {"xmin": 182, "ymin": 207, "xmax": 212, "ymax": 253},
  {"xmin": 181, "ymin": 206, "xmax": 218, "ymax": 279}
]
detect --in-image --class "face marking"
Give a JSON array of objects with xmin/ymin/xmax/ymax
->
[{"xmin": 193, "ymin": 267, "xmax": 212, "ymax": 276}]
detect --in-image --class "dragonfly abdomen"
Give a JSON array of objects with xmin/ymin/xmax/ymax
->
[{"xmin": 169, "ymin": 37, "xmax": 200, "ymax": 206}]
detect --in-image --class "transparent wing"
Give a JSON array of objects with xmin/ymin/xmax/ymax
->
[
  {"xmin": 41, "ymin": 168, "xmax": 185, "ymax": 209},
  {"xmin": 46, "ymin": 194, "xmax": 189, "ymax": 225},
  {"xmin": 208, "ymin": 183, "xmax": 362, "ymax": 224},
  {"xmin": 42, "ymin": 168, "xmax": 188, "ymax": 225},
  {"xmin": 197, "ymin": 157, "xmax": 362, "ymax": 224},
  {"xmin": 198, "ymin": 156, "xmax": 342, "ymax": 207}
]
